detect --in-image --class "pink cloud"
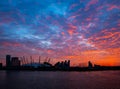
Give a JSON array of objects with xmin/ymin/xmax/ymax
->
[
  {"xmin": 85, "ymin": 0, "xmax": 99, "ymax": 11},
  {"xmin": 86, "ymin": 17, "xmax": 92, "ymax": 21},
  {"xmin": 107, "ymin": 5, "xmax": 120, "ymax": 11},
  {"xmin": 69, "ymin": 4, "xmax": 78, "ymax": 10},
  {"xmin": 2, "ymin": 42, "xmax": 22, "ymax": 47},
  {"xmin": 96, "ymin": 5, "xmax": 104, "ymax": 11}
]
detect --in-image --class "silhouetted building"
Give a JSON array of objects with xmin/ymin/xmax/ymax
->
[
  {"xmin": 43, "ymin": 62, "xmax": 52, "ymax": 67},
  {"xmin": 11, "ymin": 57, "xmax": 20, "ymax": 67},
  {"xmin": 0, "ymin": 63, "xmax": 2, "ymax": 68},
  {"xmin": 88, "ymin": 61, "xmax": 93, "ymax": 68},
  {"xmin": 54, "ymin": 60, "xmax": 70, "ymax": 69},
  {"xmin": 54, "ymin": 62, "xmax": 61, "ymax": 68},
  {"xmin": 6, "ymin": 55, "xmax": 11, "ymax": 67},
  {"xmin": 94, "ymin": 64, "xmax": 101, "ymax": 68},
  {"xmin": 68, "ymin": 60, "xmax": 70, "ymax": 67}
]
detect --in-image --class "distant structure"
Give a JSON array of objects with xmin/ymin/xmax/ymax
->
[
  {"xmin": 94, "ymin": 64, "xmax": 101, "ymax": 68},
  {"xmin": 11, "ymin": 57, "xmax": 20, "ymax": 67},
  {"xmin": 5, "ymin": 55, "xmax": 72, "ymax": 70},
  {"xmin": 6, "ymin": 55, "xmax": 11, "ymax": 67},
  {"xmin": 0, "ymin": 63, "xmax": 2, "ymax": 68},
  {"xmin": 43, "ymin": 62, "xmax": 52, "ymax": 67},
  {"xmin": 21, "ymin": 56, "xmax": 52, "ymax": 68},
  {"xmin": 54, "ymin": 60, "xmax": 70, "ymax": 69},
  {"xmin": 3, "ymin": 54, "xmax": 120, "ymax": 71},
  {"xmin": 88, "ymin": 61, "xmax": 93, "ymax": 69},
  {"xmin": 6, "ymin": 55, "xmax": 21, "ymax": 67}
]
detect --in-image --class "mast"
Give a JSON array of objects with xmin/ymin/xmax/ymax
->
[
  {"xmin": 45, "ymin": 57, "xmax": 48, "ymax": 62},
  {"xmin": 48, "ymin": 58, "xmax": 50, "ymax": 63},
  {"xmin": 30, "ymin": 56, "xmax": 32, "ymax": 64}
]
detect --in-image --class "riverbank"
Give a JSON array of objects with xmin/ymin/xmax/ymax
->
[{"xmin": 0, "ymin": 66, "xmax": 120, "ymax": 71}]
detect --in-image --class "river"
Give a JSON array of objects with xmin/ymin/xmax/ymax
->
[{"xmin": 0, "ymin": 70, "xmax": 120, "ymax": 89}]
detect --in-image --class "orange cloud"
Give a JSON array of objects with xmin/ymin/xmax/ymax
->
[
  {"xmin": 88, "ymin": 28, "xmax": 120, "ymax": 49},
  {"xmin": 68, "ymin": 29, "xmax": 74, "ymax": 36}
]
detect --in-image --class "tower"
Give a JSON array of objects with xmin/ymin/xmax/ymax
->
[
  {"xmin": 88, "ymin": 61, "xmax": 93, "ymax": 68},
  {"xmin": 6, "ymin": 55, "xmax": 11, "ymax": 67}
]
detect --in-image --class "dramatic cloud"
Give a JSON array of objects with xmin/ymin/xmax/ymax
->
[{"xmin": 0, "ymin": 0, "xmax": 120, "ymax": 66}]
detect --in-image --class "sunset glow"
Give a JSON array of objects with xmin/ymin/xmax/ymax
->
[{"xmin": 0, "ymin": 0, "xmax": 120, "ymax": 66}]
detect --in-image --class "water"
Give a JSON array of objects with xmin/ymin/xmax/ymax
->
[{"xmin": 0, "ymin": 71, "xmax": 120, "ymax": 89}]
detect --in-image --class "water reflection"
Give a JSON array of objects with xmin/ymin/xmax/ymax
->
[{"xmin": 0, "ymin": 71, "xmax": 120, "ymax": 89}]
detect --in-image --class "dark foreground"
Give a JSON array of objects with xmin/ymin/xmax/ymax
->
[
  {"xmin": 0, "ymin": 66, "xmax": 120, "ymax": 71},
  {"xmin": 0, "ymin": 70, "xmax": 120, "ymax": 89}
]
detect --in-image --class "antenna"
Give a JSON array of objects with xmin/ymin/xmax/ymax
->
[
  {"xmin": 30, "ymin": 56, "xmax": 32, "ymax": 64},
  {"xmin": 26, "ymin": 57, "xmax": 28, "ymax": 64},
  {"xmin": 23, "ymin": 56, "xmax": 25, "ymax": 65}
]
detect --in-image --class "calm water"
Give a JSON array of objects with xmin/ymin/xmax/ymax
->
[{"xmin": 0, "ymin": 71, "xmax": 120, "ymax": 89}]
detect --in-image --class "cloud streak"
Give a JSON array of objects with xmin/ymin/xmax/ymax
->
[{"xmin": 0, "ymin": 0, "xmax": 120, "ymax": 66}]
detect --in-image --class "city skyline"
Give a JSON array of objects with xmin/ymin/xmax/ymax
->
[{"xmin": 0, "ymin": 0, "xmax": 120, "ymax": 66}]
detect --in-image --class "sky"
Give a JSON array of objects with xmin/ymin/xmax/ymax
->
[{"xmin": 0, "ymin": 0, "xmax": 120, "ymax": 66}]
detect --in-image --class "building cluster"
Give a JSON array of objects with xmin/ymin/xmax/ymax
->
[
  {"xmin": 6, "ymin": 55, "xmax": 20, "ymax": 67},
  {"xmin": 88, "ymin": 61, "xmax": 101, "ymax": 69},
  {"xmin": 0, "ymin": 54, "xmax": 102, "ymax": 70},
  {"xmin": 54, "ymin": 60, "xmax": 70, "ymax": 69}
]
